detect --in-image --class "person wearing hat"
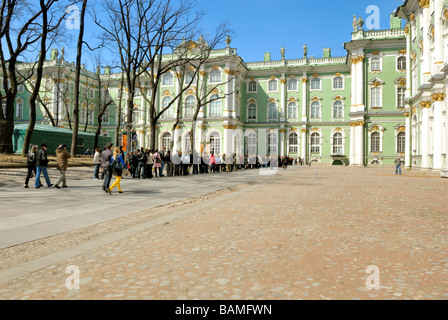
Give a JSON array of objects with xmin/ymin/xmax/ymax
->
[
  {"xmin": 35, "ymin": 143, "xmax": 53, "ymax": 188},
  {"xmin": 54, "ymin": 144, "xmax": 71, "ymax": 189}
]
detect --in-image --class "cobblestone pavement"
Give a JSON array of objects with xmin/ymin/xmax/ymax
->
[{"xmin": 0, "ymin": 165, "xmax": 447, "ymax": 300}]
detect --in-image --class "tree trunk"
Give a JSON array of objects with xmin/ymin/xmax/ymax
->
[
  {"xmin": 70, "ymin": 0, "xmax": 87, "ymax": 157},
  {"xmin": 0, "ymin": 101, "xmax": 15, "ymax": 154}
]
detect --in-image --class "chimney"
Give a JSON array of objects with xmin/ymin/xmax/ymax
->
[{"xmin": 264, "ymin": 52, "xmax": 271, "ymax": 62}]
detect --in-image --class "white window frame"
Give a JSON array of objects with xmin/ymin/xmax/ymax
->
[
  {"xmin": 310, "ymin": 132, "xmax": 321, "ymax": 154},
  {"xmin": 162, "ymin": 73, "xmax": 174, "ymax": 86},
  {"xmin": 268, "ymin": 79, "xmax": 278, "ymax": 92},
  {"xmin": 267, "ymin": 102, "xmax": 278, "ymax": 121},
  {"xmin": 396, "ymin": 86, "xmax": 406, "ymax": 108},
  {"xmin": 396, "ymin": 131, "xmax": 406, "ymax": 154},
  {"xmin": 370, "ymin": 57, "xmax": 382, "ymax": 73},
  {"xmin": 310, "ymin": 78, "xmax": 321, "ymax": 91},
  {"xmin": 247, "ymin": 102, "xmax": 257, "ymax": 122},
  {"xmin": 397, "ymin": 56, "xmax": 407, "ymax": 72},
  {"xmin": 161, "ymin": 96, "xmax": 174, "ymax": 119},
  {"xmin": 331, "ymin": 132, "xmax": 344, "ymax": 155},
  {"xmin": 267, "ymin": 131, "xmax": 278, "ymax": 155},
  {"xmin": 209, "ymin": 131, "xmax": 221, "ymax": 156},
  {"xmin": 288, "ymin": 132, "xmax": 299, "ymax": 154},
  {"xmin": 287, "ymin": 78, "xmax": 298, "ymax": 92},
  {"xmin": 287, "ymin": 101, "xmax": 298, "ymax": 120},
  {"xmin": 209, "ymin": 94, "xmax": 221, "ymax": 118},
  {"xmin": 184, "ymin": 95, "xmax": 196, "ymax": 118},
  {"xmin": 310, "ymin": 101, "xmax": 321, "ymax": 120},
  {"xmin": 370, "ymin": 86, "xmax": 383, "ymax": 109},
  {"xmin": 332, "ymin": 100, "xmax": 344, "ymax": 120},
  {"xmin": 16, "ymin": 98, "xmax": 23, "ymax": 119},
  {"xmin": 247, "ymin": 80, "xmax": 258, "ymax": 93},
  {"xmin": 369, "ymin": 131, "xmax": 383, "ymax": 153},
  {"xmin": 332, "ymin": 76, "xmax": 344, "ymax": 91},
  {"xmin": 209, "ymin": 69, "xmax": 222, "ymax": 84}
]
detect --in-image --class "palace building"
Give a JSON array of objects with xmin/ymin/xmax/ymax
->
[{"xmin": 4, "ymin": 2, "xmax": 448, "ymax": 177}]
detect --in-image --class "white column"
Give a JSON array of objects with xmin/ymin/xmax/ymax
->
[
  {"xmin": 280, "ymin": 74, "xmax": 286, "ymax": 122},
  {"xmin": 224, "ymin": 67, "xmax": 230, "ymax": 118},
  {"xmin": 173, "ymin": 127, "xmax": 181, "ymax": 153},
  {"xmin": 350, "ymin": 125, "xmax": 356, "ymax": 165},
  {"xmin": 405, "ymin": 114, "xmax": 411, "ymax": 167},
  {"xmin": 355, "ymin": 124, "xmax": 364, "ymax": 166},
  {"xmin": 434, "ymin": 0, "xmax": 444, "ymax": 75},
  {"xmin": 421, "ymin": 103, "xmax": 430, "ymax": 169},
  {"xmin": 422, "ymin": 6, "xmax": 431, "ymax": 84},
  {"xmin": 223, "ymin": 125, "xmax": 233, "ymax": 156},
  {"xmin": 280, "ymin": 129, "xmax": 285, "ymax": 156},
  {"xmin": 433, "ymin": 95, "xmax": 444, "ymax": 170},
  {"xmin": 301, "ymin": 75, "xmax": 307, "ymax": 121},
  {"xmin": 301, "ymin": 129, "xmax": 306, "ymax": 161}
]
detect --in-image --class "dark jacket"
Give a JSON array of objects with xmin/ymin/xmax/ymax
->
[
  {"xmin": 36, "ymin": 148, "xmax": 49, "ymax": 167},
  {"xmin": 27, "ymin": 152, "xmax": 37, "ymax": 167},
  {"xmin": 101, "ymin": 148, "xmax": 113, "ymax": 168}
]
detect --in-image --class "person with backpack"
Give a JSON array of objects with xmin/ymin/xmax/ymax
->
[
  {"xmin": 153, "ymin": 149, "xmax": 162, "ymax": 177},
  {"xmin": 25, "ymin": 145, "xmax": 39, "ymax": 188},
  {"xmin": 107, "ymin": 147, "xmax": 126, "ymax": 194}
]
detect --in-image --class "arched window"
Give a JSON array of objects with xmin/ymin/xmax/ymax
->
[
  {"xmin": 210, "ymin": 132, "xmax": 221, "ymax": 155},
  {"xmin": 184, "ymin": 95, "xmax": 195, "ymax": 118},
  {"xmin": 185, "ymin": 71, "xmax": 196, "ymax": 85},
  {"xmin": 288, "ymin": 79, "xmax": 297, "ymax": 91},
  {"xmin": 163, "ymin": 73, "xmax": 174, "ymax": 86},
  {"xmin": 132, "ymin": 107, "xmax": 140, "ymax": 122},
  {"xmin": 289, "ymin": 132, "xmax": 299, "ymax": 154},
  {"xmin": 268, "ymin": 79, "xmax": 278, "ymax": 92},
  {"xmin": 332, "ymin": 132, "xmax": 343, "ymax": 155},
  {"xmin": 247, "ymin": 132, "xmax": 257, "ymax": 155},
  {"xmin": 333, "ymin": 101, "xmax": 343, "ymax": 119},
  {"xmin": 209, "ymin": 94, "xmax": 221, "ymax": 117},
  {"xmin": 267, "ymin": 132, "xmax": 278, "ymax": 155},
  {"xmin": 333, "ymin": 77, "xmax": 343, "ymax": 89},
  {"xmin": 248, "ymin": 81, "xmax": 257, "ymax": 93},
  {"xmin": 162, "ymin": 132, "xmax": 172, "ymax": 151},
  {"xmin": 310, "ymin": 101, "xmax": 321, "ymax": 119},
  {"xmin": 371, "ymin": 132, "xmax": 381, "ymax": 152},
  {"xmin": 311, "ymin": 78, "xmax": 321, "ymax": 90},
  {"xmin": 371, "ymin": 58, "xmax": 381, "ymax": 72},
  {"xmin": 310, "ymin": 133, "xmax": 320, "ymax": 153},
  {"xmin": 247, "ymin": 103, "xmax": 257, "ymax": 121},
  {"xmin": 81, "ymin": 105, "xmax": 87, "ymax": 123},
  {"xmin": 15, "ymin": 99, "xmax": 23, "ymax": 119},
  {"xmin": 397, "ymin": 132, "xmax": 406, "ymax": 153},
  {"xmin": 102, "ymin": 109, "xmax": 109, "ymax": 124},
  {"xmin": 267, "ymin": 102, "xmax": 278, "ymax": 121},
  {"xmin": 210, "ymin": 69, "xmax": 221, "ymax": 83},
  {"xmin": 397, "ymin": 56, "xmax": 406, "ymax": 70},
  {"xmin": 287, "ymin": 102, "xmax": 298, "ymax": 119},
  {"xmin": 161, "ymin": 96, "xmax": 173, "ymax": 119}
]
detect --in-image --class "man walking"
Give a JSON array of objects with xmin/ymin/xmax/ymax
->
[
  {"xmin": 35, "ymin": 144, "xmax": 53, "ymax": 189},
  {"xmin": 54, "ymin": 144, "xmax": 71, "ymax": 189},
  {"xmin": 395, "ymin": 156, "xmax": 402, "ymax": 175},
  {"xmin": 159, "ymin": 147, "xmax": 166, "ymax": 177},
  {"xmin": 101, "ymin": 142, "xmax": 114, "ymax": 192}
]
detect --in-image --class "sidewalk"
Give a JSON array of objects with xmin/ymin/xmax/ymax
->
[{"xmin": 0, "ymin": 165, "xmax": 447, "ymax": 300}]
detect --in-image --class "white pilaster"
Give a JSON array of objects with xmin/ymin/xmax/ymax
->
[
  {"xmin": 433, "ymin": 97, "xmax": 444, "ymax": 170},
  {"xmin": 421, "ymin": 104, "xmax": 431, "ymax": 169}
]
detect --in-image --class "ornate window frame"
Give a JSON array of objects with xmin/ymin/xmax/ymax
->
[
  {"xmin": 368, "ymin": 124, "xmax": 385, "ymax": 154},
  {"xmin": 330, "ymin": 128, "xmax": 345, "ymax": 155},
  {"xmin": 246, "ymin": 98, "xmax": 257, "ymax": 122}
]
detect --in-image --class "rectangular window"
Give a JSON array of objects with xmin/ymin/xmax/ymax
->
[
  {"xmin": 371, "ymin": 87, "xmax": 381, "ymax": 108},
  {"xmin": 397, "ymin": 87, "xmax": 405, "ymax": 108}
]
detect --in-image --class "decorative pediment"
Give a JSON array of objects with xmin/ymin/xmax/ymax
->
[
  {"xmin": 368, "ymin": 124, "xmax": 385, "ymax": 132},
  {"xmin": 368, "ymin": 77, "xmax": 385, "ymax": 87},
  {"xmin": 311, "ymin": 96, "xmax": 322, "ymax": 102},
  {"xmin": 332, "ymin": 95, "xmax": 345, "ymax": 101},
  {"xmin": 394, "ymin": 77, "xmax": 406, "ymax": 87}
]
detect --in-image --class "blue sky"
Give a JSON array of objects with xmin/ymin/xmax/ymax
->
[{"xmin": 63, "ymin": 0, "xmax": 405, "ymax": 68}]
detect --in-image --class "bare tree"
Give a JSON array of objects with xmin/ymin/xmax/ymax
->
[
  {"xmin": 0, "ymin": 0, "xmax": 65, "ymax": 154},
  {"xmin": 70, "ymin": 0, "xmax": 87, "ymax": 157}
]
